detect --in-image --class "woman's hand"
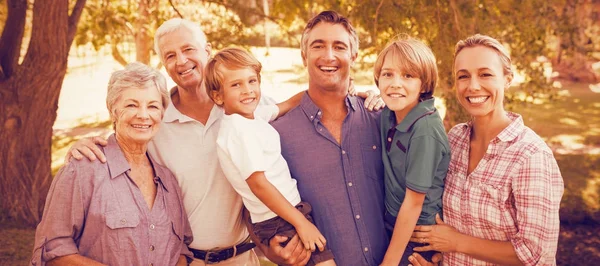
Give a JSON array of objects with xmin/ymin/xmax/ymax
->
[{"xmin": 411, "ymin": 214, "xmax": 461, "ymax": 253}]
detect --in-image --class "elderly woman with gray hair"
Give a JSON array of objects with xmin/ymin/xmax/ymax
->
[{"xmin": 31, "ymin": 62, "xmax": 193, "ymax": 266}]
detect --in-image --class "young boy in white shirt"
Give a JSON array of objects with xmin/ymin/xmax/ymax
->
[{"xmin": 205, "ymin": 47, "xmax": 335, "ymax": 266}]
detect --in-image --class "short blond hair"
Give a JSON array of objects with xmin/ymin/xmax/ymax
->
[
  {"xmin": 205, "ymin": 47, "xmax": 262, "ymax": 105},
  {"xmin": 373, "ymin": 35, "xmax": 438, "ymax": 101},
  {"xmin": 106, "ymin": 62, "xmax": 169, "ymax": 129},
  {"xmin": 454, "ymin": 34, "xmax": 513, "ymax": 79}
]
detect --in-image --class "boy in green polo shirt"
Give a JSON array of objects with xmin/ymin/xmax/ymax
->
[{"xmin": 375, "ymin": 36, "xmax": 451, "ymax": 266}]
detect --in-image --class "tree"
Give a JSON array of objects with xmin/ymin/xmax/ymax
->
[{"xmin": 0, "ymin": 0, "xmax": 86, "ymax": 226}]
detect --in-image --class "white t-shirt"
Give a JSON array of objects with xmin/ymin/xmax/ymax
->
[{"xmin": 216, "ymin": 105, "xmax": 302, "ymax": 223}]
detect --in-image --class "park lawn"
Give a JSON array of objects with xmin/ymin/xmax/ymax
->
[{"xmin": 1, "ymin": 81, "xmax": 599, "ymax": 265}]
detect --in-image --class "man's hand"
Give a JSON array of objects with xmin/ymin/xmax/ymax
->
[
  {"xmin": 408, "ymin": 252, "xmax": 442, "ymax": 266},
  {"xmin": 363, "ymin": 90, "xmax": 385, "ymax": 111},
  {"xmin": 64, "ymin": 136, "xmax": 108, "ymax": 164},
  {"xmin": 263, "ymin": 235, "xmax": 311, "ymax": 266}
]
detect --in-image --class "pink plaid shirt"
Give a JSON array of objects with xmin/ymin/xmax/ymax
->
[{"xmin": 442, "ymin": 112, "xmax": 563, "ymax": 266}]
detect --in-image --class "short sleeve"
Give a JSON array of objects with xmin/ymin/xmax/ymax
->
[
  {"xmin": 221, "ymin": 118, "xmax": 269, "ymax": 179},
  {"xmin": 405, "ymin": 136, "xmax": 445, "ymax": 193},
  {"xmin": 254, "ymin": 104, "xmax": 279, "ymax": 122},
  {"xmin": 510, "ymin": 149, "xmax": 564, "ymax": 265},
  {"xmin": 31, "ymin": 162, "xmax": 87, "ymax": 265}
]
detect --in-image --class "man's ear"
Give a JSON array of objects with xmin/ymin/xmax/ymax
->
[
  {"xmin": 301, "ymin": 50, "xmax": 308, "ymax": 67},
  {"xmin": 205, "ymin": 43, "xmax": 212, "ymax": 57},
  {"xmin": 350, "ymin": 52, "xmax": 358, "ymax": 66}
]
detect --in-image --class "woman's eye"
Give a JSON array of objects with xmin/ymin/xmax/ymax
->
[{"xmin": 457, "ymin": 75, "xmax": 468, "ymax": 80}]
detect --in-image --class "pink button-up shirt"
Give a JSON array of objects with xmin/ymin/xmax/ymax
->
[
  {"xmin": 443, "ymin": 113, "xmax": 564, "ymax": 266},
  {"xmin": 31, "ymin": 134, "xmax": 193, "ymax": 266}
]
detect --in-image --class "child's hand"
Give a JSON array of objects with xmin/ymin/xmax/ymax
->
[{"xmin": 296, "ymin": 221, "xmax": 327, "ymax": 252}]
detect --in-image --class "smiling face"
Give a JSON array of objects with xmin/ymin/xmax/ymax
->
[
  {"xmin": 302, "ymin": 22, "xmax": 356, "ymax": 93},
  {"xmin": 158, "ymin": 27, "xmax": 211, "ymax": 91},
  {"xmin": 454, "ymin": 45, "xmax": 511, "ymax": 119},
  {"xmin": 378, "ymin": 53, "xmax": 423, "ymax": 120},
  {"xmin": 113, "ymin": 86, "xmax": 164, "ymax": 146},
  {"xmin": 212, "ymin": 66, "xmax": 261, "ymax": 119}
]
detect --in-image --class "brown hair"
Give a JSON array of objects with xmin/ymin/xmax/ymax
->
[
  {"xmin": 373, "ymin": 35, "xmax": 438, "ymax": 101},
  {"xmin": 300, "ymin": 10, "xmax": 359, "ymax": 59},
  {"xmin": 205, "ymin": 47, "xmax": 262, "ymax": 105}
]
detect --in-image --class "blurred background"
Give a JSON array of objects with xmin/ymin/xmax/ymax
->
[{"xmin": 0, "ymin": 0, "xmax": 599, "ymax": 265}]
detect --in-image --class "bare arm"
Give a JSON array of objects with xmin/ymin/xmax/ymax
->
[
  {"xmin": 246, "ymin": 171, "xmax": 326, "ymax": 252},
  {"xmin": 47, "ymin": 254, "xmax": 106, "ymax": 266},
  {"xmin": 275, "ymin": 90, "xmax": 305, "ymax": 118},
  {"xmin": 380, "ymin": 189, "xmax": 426, "ymax": 266},
  {"xmin": 412, "ymin": 215, "xmax": 523, "ymax": 266}
]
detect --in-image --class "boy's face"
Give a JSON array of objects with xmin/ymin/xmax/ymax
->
[
  {"xmin": 378, "ymin": 54, "xmax": 422, "ymax": 119},
  {"xmin": 212, "ymin": 65, "xmax": 261, "ymax": 119}
]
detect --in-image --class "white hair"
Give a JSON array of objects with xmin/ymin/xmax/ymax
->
[{"xmin": 154, "ymin": 18, "xmax": 208, "ymax": 62}]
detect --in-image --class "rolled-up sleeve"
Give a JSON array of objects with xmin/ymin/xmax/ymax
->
[
  {"xmin": 510, "ymin": 149, "xmax": 564, "ymax": 266},
  {"xmin": 31, "ymin": 162, "xmax": 86, "ymax": 265}
]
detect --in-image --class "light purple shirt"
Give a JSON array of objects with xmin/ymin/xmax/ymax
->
[
  {"xmin": 271, "ymin": 93, "xmax": 389, "ymax": 266},
  {"xmin": 31, "ymin": 134, "xmax": 193, "ymax": 266}
]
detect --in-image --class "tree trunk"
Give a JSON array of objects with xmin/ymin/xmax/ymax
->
[
  {"xmin": 135, "ymin": 0, "xmax": 155, "ymax": 64},
  {"xmin": 0, "ymin": 0, "xmax": 86, "ymax": 226}
]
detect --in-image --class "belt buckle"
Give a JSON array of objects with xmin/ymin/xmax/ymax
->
[{"xmin": 204, "ymin": 250, "xmax": 216, "ymax": 265}]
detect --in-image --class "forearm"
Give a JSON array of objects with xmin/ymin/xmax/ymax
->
[
  {"xmin": 382, "ymin": 203, "xmax": 423, "ymax": 265},
  {"xmin": 276, "ymin": 90, "xmax": 305, "ymax": 117},
  {"xmin": 246, "ymin": 172, "xmax": 307, "ymax": 228},
  {"xmin": 457, "ymin": 235, "xmax": 523, "ymax": 266},
  {"xmin": 47, "ymin": 254, "xmax": 106, "ymax": 266}
]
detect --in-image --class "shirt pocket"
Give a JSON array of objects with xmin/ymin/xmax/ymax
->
[
  {"xmin": 361, "ymin": 143, "xmax": 383, "ymax": 182},
  {"xmin": 105, "ymin": 211, "xmax": 141, "ymax": 251},
  {"xmin": 468, "ymin": 180, "xmax": 512, "ymax": 239},
  {"xmin": 167, "ymin": 221, "xmax": 184, "ymax": 259}
]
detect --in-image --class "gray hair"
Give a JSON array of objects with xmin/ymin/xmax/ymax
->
[
  {"xmin": 154, "ymin": 18, "xmax": 208, "ymax": 62},
  {"xmin": 106, "ymin": 62, "xmax": 169, "ymax": 129}
]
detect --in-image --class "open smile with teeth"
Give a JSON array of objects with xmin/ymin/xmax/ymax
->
[
  {"xmin": 388, "ymin": 93, "xmax": 406, "ymax": 98},
  {"xmin": 467, "ymin": 96, "xmax": 489, "ymax": 104},
  {"xmin": 240, "ymin": 97, "xmax": 256, "ymax": 104},
  {"xmin": 132, "ymin": 124, "xmax": 151, "ymax": 129},
  {"xmin": 179, "ymin": 66, "xmax": 196, "ymax": 75},
  {"xmin": 319, "ymin": 66, "xmax": 338, "ymax": 73}
]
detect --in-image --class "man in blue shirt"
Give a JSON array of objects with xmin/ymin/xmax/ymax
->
[{"xmin": 258, "ymin": 11, "xmax": 389, "ymax": 266}]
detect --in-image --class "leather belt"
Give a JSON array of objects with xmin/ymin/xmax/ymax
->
[{"xmin": 189, "ymin": 237, "xmax": 256, "ymax": 264}]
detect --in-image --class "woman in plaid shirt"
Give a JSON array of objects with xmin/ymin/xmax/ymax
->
[{"xmin": 408, "ymin": 34, "xmax": 564, "ymax": 266}]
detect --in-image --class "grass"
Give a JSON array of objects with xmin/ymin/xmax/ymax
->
[{"xmin": 1, "ymin": 47, "xmax": 599, "ymax": 265}]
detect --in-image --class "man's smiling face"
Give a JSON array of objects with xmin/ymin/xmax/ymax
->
[
  {"xmin": 158, "ymin": 28, "xmax": 211, "ymax": 91},
  {"xmin": 302, "ymin": 22, "xmax": 356, "ymax": 92}
]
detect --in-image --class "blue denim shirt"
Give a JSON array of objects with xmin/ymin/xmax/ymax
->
[{"xmin": 272, "ymin": 92, "xmax": 389, "ymax": 266}]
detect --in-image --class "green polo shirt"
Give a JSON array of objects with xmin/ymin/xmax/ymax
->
[{"xmin": 380, "ymin": 98, "xmax": 450, "ymax": 225}]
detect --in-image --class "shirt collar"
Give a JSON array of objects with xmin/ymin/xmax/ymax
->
[
  {"xmin": 495, "ymin": 112, "xmax": 524, "ymax": 143},
  {"xmin": 299, "ymin": 92, "xmax": 358, "ymax": 122},
  {"xmin": 163, "ymin": 86, "xmax": 224, "ymax": 125},
  {"xmin": 391, "ymin": 98, "xmax": 437, "ymax": 132},
  {"xmin": 103, "ymin": 134, "xmax": 170, "ymax": 192}
]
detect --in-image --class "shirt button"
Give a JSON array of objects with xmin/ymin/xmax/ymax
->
[
  {"xmin": 348, "ymin": 182, "xmax": 353, "ymax": 187},
  {"xmin": 310, "ymin": 116, "xmax": 314, "ymax": 119},
  {"xmin": 342, "ymin": 150, "xmax": 346, "ymax": 155},
  {"xmin": 150, "ymin": 224, "xmax": 155, "ymax": 230},
  {"xmin": 150, "ymin": 245, "xmax": 155, "ymax": 251},
  {"xmin": 319, "ymin": 128, "xmax": 323, "ymax": 132},
  {"xmin": 355, "ymin": 215, "xmax": 360, "ymax": 219},
  {"xmin": 364, "ymin": 247, "xmax": 369, "ymax": 252},
  {"xmin": 317, "ymin": 111, "xmax": 322, "ymax": 116},
  {"xmin": 120, "ymin": 219, "xmax": 126, "ymax": 224},
  {"xmin": 372, "ymin": 145, "xmax": 377, "ymax": 150},
  {"xmin": 387, "ymin": 137, "xmax": 392, "ymax": 142}
]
